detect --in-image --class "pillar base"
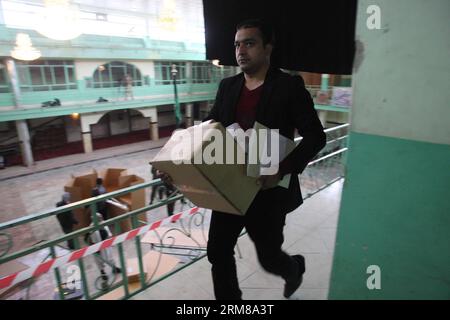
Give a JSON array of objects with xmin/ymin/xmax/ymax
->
[
  {"xmin": 184, "ymin": 116, "xmax": 194, "ymax": 128},
  {"xmin": 82, "ymin": 132, "xmax": 93, "ymax": 153},
  {"xmin": 149, "ymin": 122, "xmax": 159, "ymax": 141}
]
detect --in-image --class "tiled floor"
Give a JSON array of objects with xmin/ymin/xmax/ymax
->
[{"xmin": 0, "ymin": 139, "xmax": 343, "ymax": 300}]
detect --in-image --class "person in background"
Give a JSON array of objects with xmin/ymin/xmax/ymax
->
[
  {"xmin": 56, "ymin": 192, "xmax": 78, "ymax": 250},
  {"xmin": 123, "ymin": 73, "xmax": 134, "ymax": 100},
  {"xmin": 92, "ymin": 178, "xmax": 108, "ymax": 220},
  {"xmin": 149, "ymin": 166, "xmax": 180, "ymax": 217}
]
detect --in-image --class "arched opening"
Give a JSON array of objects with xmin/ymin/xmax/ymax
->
[
  {"xmin": 90, "ymin": 109, "xmax": 150, "ymax": 150},
  {"xmin": 91, "ymin": 61, "xmax": 143, "ymax": 88},
  {"xmin": 0, "ymin": 115, "xmax": 85, "ymax": 167}
]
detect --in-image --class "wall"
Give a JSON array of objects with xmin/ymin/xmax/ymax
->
[
  {"xmin": 130, "ymin": 110, "xmax": 149, "ymax": 131},
  {"xmin": 75, "ymin": 60, "xmax": 155, "ymax": 81},
  {"xmin": 157, "ymin": 105, "xmax": 176, "ymax": 127},
  {"xmin": 109, "ymin": 110, "xmax": 130, "ymax": 135},
  {"xmin": 74, "ymin": 61, "xmax": 107, "ymax": 80},
  {"xmin": 328, "ymin": 0, "xmax": 450, "ymax": 299},
  {"xmin": 65, "ymin": 117, "xmax": 82, "ymax": 142},
  {"xmin": 28, "ymin": 117, "xmax": 64, "ymax": 128},
  {"xmin": 88, "ymin": 110, "xmax": 150, "ymax": 137}
]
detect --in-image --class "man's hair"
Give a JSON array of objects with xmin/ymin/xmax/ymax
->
[
  {"xmin": 236, "ymin": 19, "xmax": 275, "ymax": 47},
  {"xmin": 96, "ymin": 178, "xmax": 103, "ymax": 185}
]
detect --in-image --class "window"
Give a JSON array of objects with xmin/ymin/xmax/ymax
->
[
  {"xmin": 212, "ymin": 65, "xmax": 236, "ymax": 81},
  {"xmin": 91, "ymin": 61, "xmax": 143, "ymax": 88},
  {"xmin": 16, "ymin": 60, "xmax": 77, "ymax": 92},
  {"xmin": 0, "ymin": 65, "xmax": 9, "ymax": 93},
  {"xmin": 154, "ymin": 61, "xmax": 187, "ymax": 85},
  {"xmin": 192, "ymin": 62, "xmax": 212, "ymax": 84},
  {"xmin": 223, "ymin": 66, "xmax": 237, "ymax": 78}
]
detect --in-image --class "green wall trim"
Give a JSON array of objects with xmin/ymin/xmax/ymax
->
[
  {"xmin": 315, "ymin": 104, "xmax": 350, "ymax": 113},
  {"xmin": 0, "ymin": 93, "xmax": 217, "ymax": 122},
  {"xmin": 0, "ymin": 81, "xmax": 218, "ymax": 106},
  {"xmin": 329, "ymin": 132, "xmax": 450, "ymax": 299}
]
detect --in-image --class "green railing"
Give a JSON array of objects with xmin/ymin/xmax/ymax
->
[
  {"xmin": 301, "ymin": 124, "xmax": 349, "ymax": 198},
  {"xmin": 0, "ymin": 124, "xmax": 349, "ymax": 300},
  {"xmin": 0, "ymin": 179, "xmax": 200, "ymax": 300}
]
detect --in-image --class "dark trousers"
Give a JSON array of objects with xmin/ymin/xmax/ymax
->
[
  {"xmin": 150, "ymin": 185, "xmax": 176, "ymax": 216},
  {"xmin": 62, "ymin": 227, "xmax": 76, "ymax": 250},
  {"xmin": 150, "ymin": 185, "xmax": 164, "ymax": 204},
  {"xmin": 207, "ymin": 192, "xmax": 298, "ymax": 300}
]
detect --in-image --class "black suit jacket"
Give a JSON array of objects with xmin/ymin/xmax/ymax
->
[{"xmin": 205, "ymin": 67, "xmax": 326, "ymax": 214}]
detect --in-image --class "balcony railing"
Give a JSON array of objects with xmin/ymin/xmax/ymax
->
[{"xmin": 0, "ymin": 125, "xmax": 349, "ymax": 300}]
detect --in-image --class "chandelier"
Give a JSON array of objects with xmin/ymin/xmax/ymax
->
[{"xmin": 10, "ymin": 33, "xmax": 41, "ymax": 61}]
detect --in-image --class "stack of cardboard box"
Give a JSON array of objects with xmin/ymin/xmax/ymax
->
[{"xmin": 63, "ymin": 168, "xmax": 147, "ymax": 232}]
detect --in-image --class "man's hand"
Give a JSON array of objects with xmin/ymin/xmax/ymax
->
[{"xmin": 257, "ymin": 173, "xmax": 282, "ymax": 190}]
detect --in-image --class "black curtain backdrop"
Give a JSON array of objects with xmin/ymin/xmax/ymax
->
[{"xmin": 202, "ymin": 0, "xmax": 357, "ymax": 75}]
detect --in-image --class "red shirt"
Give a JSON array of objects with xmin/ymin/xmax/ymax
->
[{"xmin": 235, "ymin": 85, "xmax": 263, "ymax": 130}]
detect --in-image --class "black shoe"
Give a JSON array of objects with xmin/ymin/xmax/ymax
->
[{"xmin": 283, "ymin": 255, "xmax": 305, "ymax": 298}]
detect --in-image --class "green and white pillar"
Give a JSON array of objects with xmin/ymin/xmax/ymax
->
[
  {"xmin": 328, "ymin": 0, "xmax": 450, "ymax": 299},
  {"xmin": 5, "ymin": 58, "xmax": 34, "ymax": 167}
]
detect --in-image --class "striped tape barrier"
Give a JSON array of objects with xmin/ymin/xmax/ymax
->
[{"xmin": 0, "ymin": 206, "xmax": 199, "ymax": 290}]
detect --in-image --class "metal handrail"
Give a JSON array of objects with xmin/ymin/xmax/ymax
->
[
  {"xmin": 308, "ymin": 148, "xmax": 348, "ymax": 166},
  {"xmin": 294, "ymin": 123, "xmax": 349, "ymax": 143},
  {"xmin": 324, "ymin": 123, "xmax": 349, "ymax": 133},
  {"xmin": 0, "ymin": 179, "xmax": 162, "ymax": 232},
  {"xmin": 1, "ymin": 124, "xmax": 349, "ymax": 232},
  {"xmin": 0, "ymin": 194, "xmax": 184, "ymax": 265},
  {"xmin": 0, "ymin": 123, "xmax": 350, "ymax": 300}
]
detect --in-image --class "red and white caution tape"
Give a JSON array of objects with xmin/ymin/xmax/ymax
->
[{"xmin": 0, "ymin": 206, "xmax": 199, "ymax": 290}]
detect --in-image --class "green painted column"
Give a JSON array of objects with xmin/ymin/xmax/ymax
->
[
  {"xmin": 5, "ymin": 58, "xmax": 34, "ymax": 166},
  {"xmin": 328, "ymin": 0, "xmax": 450, "ymax": 299},
  {"xmin": 184, "ymin": 103, "xmax": 193, "ymax": 127},
  {"xmin": 320, "ymin": 73, "xmax": 329, "ymax": 91},
  {"xmin": 171, "ymin": 64, "xmax": 182, "ymax": 128},
  {"xmin": 318, "ymin": 74, "xmax": 330, "ymax": 126}
]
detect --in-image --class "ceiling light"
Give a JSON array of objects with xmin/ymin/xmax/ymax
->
[
  {"xmin": 36, "ymin": 0, "xmax": 82, "ymax": 41},
  {"xmin": 10, "ymin": 33, "xmax": 41, "ymax": 61}
]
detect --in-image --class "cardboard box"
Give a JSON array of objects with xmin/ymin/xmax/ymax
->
[
  {"xmin": 63, "ymin": 168, "xmax": 147, "ymax": 231},
  {"xmin": 117, "ymin": 174, "xmax": 146, "ymax": 211},
  {"xmin": 64, "ymin": 172, "xmax": 97, "ymax": 228},
  {"xmin": 101, "ymin": 168, "xmax": 127, "ymax": 193},
  {"xmin": 97, "ymin": 251, "xmax": 180, "ymax": 300},
  {"xmin": 150, "ymin": 122, "xmax": 260, "ymax": 215},
  {"xmin": 126, "ymin": 257, "xmax": 148, "ymax": 283},
  {"xmin": 106, "ymin": 199, "xmax": 131, "ymax": 233}
]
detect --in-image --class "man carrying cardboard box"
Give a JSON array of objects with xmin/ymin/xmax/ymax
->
[{"xmin": 159, "ymin": 19, "xmax": 326, "ymax": 300}]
